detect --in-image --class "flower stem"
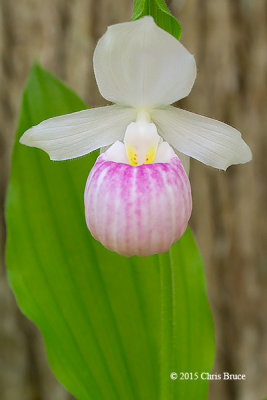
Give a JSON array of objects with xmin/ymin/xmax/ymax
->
[{"xmin": 159, "ymin": 251, "xmax": 175, "ymax": 400}]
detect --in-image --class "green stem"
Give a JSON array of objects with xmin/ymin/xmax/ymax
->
[{"xmin": 159, "ymin": 252, "xmax": 174, "ymax": 400}]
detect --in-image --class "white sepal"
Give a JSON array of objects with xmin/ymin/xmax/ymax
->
[{"xmin": 93, "ymin": 16, "xmax": 196, "ymax": 108}]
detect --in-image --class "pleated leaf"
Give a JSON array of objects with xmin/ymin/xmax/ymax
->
[
  {"xmin": 132, "ymin": 0, "xmax": 182, "ymax": 40},
  {"xmin": 5, "ymin": 63, "xmax": 214, "ymax": 400}
]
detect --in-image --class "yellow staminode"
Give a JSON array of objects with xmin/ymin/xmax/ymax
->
[
  {"xmin": 124, "ymin": 111, "xmax": 161, "ymax": 166},
  {"xmin": 144, "ymin": 146, "xmax": 157, "ymax": 164},
  {"xmin": 126, "ymin": 144, "xmax": 157, "ymax": 166},
  {"xmin": 126, "ymin": 145, "xmax": 138, "ymax": 166}
]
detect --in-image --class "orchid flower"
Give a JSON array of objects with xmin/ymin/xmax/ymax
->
[{"xmin": 20, "ymin": 17, "xmax": 252, "ymax": 257}]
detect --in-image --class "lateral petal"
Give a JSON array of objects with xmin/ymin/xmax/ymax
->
[
  {"xmin": 152, "ymin": 106, "xmax": 252, "ymax": 170},
  {"xmin": 20, "ymin": 105, "xmax": 136, "ymax": 160}
]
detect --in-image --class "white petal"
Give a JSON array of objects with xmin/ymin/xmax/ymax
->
[
  {"xmin": 93, "ymin": 16, "xmax": 196, "ymax": 108},
  {"xmin": 151, "ymin": 106, "xmax": 252, "ymax": 170},
  {"xmin": 100, "ymin": 145, "xmax": 110, "ymax": 154},
  {"xmin": 20, "ymin": 105, "xmax": 136, "ymax": 160}
]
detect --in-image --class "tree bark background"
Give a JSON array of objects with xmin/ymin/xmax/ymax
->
[{"xmin": 0, "ymin": 0, "xmax": 266, "ymax": 399}]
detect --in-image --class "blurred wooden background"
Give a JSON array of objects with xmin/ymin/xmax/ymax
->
[{"xmin": 0, "ymin": 0, "xmax": 266, "ymax": 399}]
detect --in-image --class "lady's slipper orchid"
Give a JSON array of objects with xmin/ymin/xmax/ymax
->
[{"xmin": 20, "ymin": 16, "xmax": 252, "ymax": 257}]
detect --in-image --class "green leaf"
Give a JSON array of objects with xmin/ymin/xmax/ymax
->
[
  {"xmin": 5, "ymin": 64, "xmax": 214, "ymax": 400},
  {"xmin": 132, "ymin": 0, "xmax": 182, "ymax": 40}
]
